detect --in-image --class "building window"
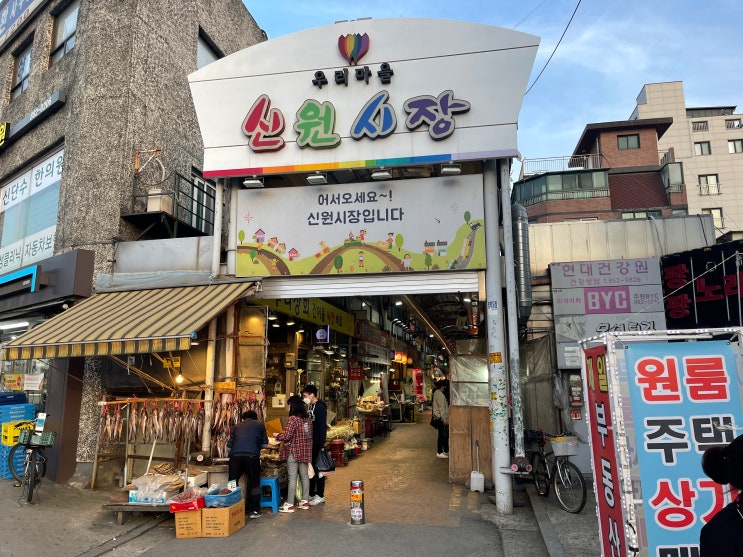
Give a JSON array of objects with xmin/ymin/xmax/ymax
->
[
  {"xmin": 702, "ymin": 208, "xmax": 724, "ymax": 229},
  {"xmin": 699, "ymin": 175, "xmax": 720, "ymax": 195},
  {"xmin": 694, "ymin": 141, "xmax": 711, "ymax": 156},
  {"xmin": 617, "ymin": 134, "xmax": 640, "ymax": 150},
  {"xmin": 11, "ymin": 42, "xmax": 32, "ymax": 100},
  {"xmin": 622, "ymin": 210, "xmax": 661, "ymax": 219},
  {"xmin": 692, "ymin": 121, "xmax": 709, "ymax": 132},
  {"xmin": 729, "ymin": 139, "xmax": 743, "ymax": 154},
  {"xmin": 196, "ymin": 31, "xmax": 221, "ymax": 69},
  {"xmin": 50, "ymin": 0, "xmax": 79, "ymax": 65},
  {"xmin": 726, "ymin": 119, "xmax": 743, "ymax": 129},
  {"xmin": 190, "ymin": 173, "xmax": 215, "ymax": 234}
]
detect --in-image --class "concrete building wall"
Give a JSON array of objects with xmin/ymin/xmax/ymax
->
[
  {"xmin": 633, "ymin": 81, "xmax": 743, "ymax": 237},
  {"xmin": 599, "ymin": 128, "xmax": 661, "ymax": 167}
]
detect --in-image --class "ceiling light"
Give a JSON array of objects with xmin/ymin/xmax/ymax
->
[
  {"xmin": 440, "ymin": 163, "xmax": 461, "ymax": 176},
  {"xmin": 371, "ymin": 168, "xmax": 392, "ymax": 181},
  {"xmin": 0, "ymin": 321, "xmax": 29, "ymax": 330},
  {"xmin": 306, "ymin": 172, "xmax": 327, "ymax": 185},
  {"xmin": 297, "ymin": 326, "xmax": 305, "ymax": 333},
  {"xmin": 286, "ymin": 318, "xmax": 295, "ymax": 326},
  {"xmin": 272, "ymin": 322, "xmax": 280, "ymax": 328},
  {"xmin": 395, "ymin": 300, "xmax": 402, "ymax": 306},
  {"xmin": 463, "ymin": 296, "xmax": 471, "ymax": 303},
  {"xmin": 242, "ymin": 176, "xmax": 264, "ymax": 188},
  {"xmin": 175, "ymin": 371, "xmax": 184, "ymax": 384},
  {"xmin": 268, "ymin": 313, "xmax": 277, "ymax": 320}
]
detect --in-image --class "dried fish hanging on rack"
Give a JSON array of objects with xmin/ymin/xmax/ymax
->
[{"xmin": 210, "ymin": 387, "xmax": 267, "ymax": 459}]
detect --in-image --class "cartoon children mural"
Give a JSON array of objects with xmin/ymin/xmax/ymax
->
[
  {"xmin": 386, "ymin": 233, "xmax": 394, "ymax": 250},
  {"xmin": 403, "ymin": 253, "xmax": 412, "ymax": 271},
  {"xmin": 358, "ymin": 250, "xmax": 365, "ymax": 268}
]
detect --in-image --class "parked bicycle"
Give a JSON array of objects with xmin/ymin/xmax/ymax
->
[
  {"xmin": 7, "ymin": 418, "xmax": 56, "ymax": 503},
  {"xmin": 525, "ymin": 429, "xmax": 587, "ymax": 513}
]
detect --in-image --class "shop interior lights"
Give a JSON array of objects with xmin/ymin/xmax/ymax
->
[
  {"xmin": 286, "ymin": 317, "xmax": 295, "ymax": 326},
  {"xmin": 267, "ymin": 312, "xmax": 277, "ymax": 320},
  {"xmin": 175, "ymin": 371, "xmax": 184, "ymax": 384}
]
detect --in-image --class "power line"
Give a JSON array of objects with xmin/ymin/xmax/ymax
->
[
  {"xmin": 511, "ymin": 0, "xmax": 549, "ymax": 30},
  {"xmin": 525, "ymin": 0, "xmax": 583, "ymax": 96}
]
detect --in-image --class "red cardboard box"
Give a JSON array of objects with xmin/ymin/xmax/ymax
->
[{"xmin": 170, "ymin": 496, "xmax": 205, "ymax": 513}]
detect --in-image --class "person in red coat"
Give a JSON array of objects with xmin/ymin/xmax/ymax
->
[
  {"xmin": 700, "ymin": 433, "xmax": 743, "ymax": 556},
  {"xmin": 275, "ymin": 395, "xmax": 313, "ymax": 512}
]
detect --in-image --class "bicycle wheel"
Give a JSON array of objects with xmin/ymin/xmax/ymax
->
[
  {"xmin": 553, "ymin": 459, "xmax": 587, "ymax": 513},
  {"xmin": 8, "ymin": 443, "xmax": 25, "ymax": 483},
  {"xmin": 26, "ymin": 450, "xmax": 36, "ymax": 502},
  {"xmin": 531, "ymin": 453, "xmax": 550, "ymax": 497},
  {"xmin": 35, "ymin": 449, "xmax": 47, "ymax": 480}
]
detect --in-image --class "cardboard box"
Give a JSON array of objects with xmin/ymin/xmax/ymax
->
[
  {"xmin": 202, "ymin": 499, "xmax": 244, "ymax": 537},
  {"xmin": 174, "ymin": 509, "xmax": 202, "ymax": 539}
]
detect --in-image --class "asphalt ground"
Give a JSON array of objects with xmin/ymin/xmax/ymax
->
[{"xmin": 0, "ymin": 413, "xmax": 601, "ymax": 557}]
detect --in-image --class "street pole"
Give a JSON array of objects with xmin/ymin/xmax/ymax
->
[{"xmin": 483, "ymin": 159, "xmax": 512, "ymax": 513}]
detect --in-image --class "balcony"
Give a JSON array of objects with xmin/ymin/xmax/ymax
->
[
  {"xmin": 699, "ymin": 183, "xmax": 721, "ymax": 196},
  {"xmin": 519, "ymin": 154, "xmax": 602, "ymax": 179},
  {"xmin": 518, "ymin": 188, "xmax": 610, "ymax": 207},
  {"xmin": 122, "ymin": 172, "xmax": 215, "ymax": 240}
]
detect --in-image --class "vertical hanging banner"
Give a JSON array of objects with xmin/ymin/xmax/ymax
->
[
  {"xmin": 584, "ymin": 345, "xmax": 626, "ymax": 557},
  {"xmin": 624, "ymin": 340, "xmax": 743, "ymax": 556}
]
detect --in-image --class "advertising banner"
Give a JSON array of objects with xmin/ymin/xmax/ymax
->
[
  {"xmin": 584, "ymin": 345, "xmax": 626, "ymax": 557},
  {"xmin": 236, "ymin": 175, "xmax": 484, "ymax": 277},
  {"xmin": 624, "ymin": 340, "xmax": 743, "ymax": 556},
  {"xmin": 661, "ymin": 240, "xmax": 743, "ymax": 329}
]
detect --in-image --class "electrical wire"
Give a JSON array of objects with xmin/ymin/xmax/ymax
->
[{"xmin": 525, "ymin": 0, "xmax": 583, "ymax": 96}]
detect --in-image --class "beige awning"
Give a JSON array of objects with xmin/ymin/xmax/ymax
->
[{"xmin": 1, "ymin": 282, "xmax": 257, "ymax": 361}]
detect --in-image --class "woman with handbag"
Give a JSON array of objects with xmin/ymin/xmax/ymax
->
[
  {"xmin": 275, "ymin": 395, "xmax": 313, "ymax": 512},
  {"xmin": 432, "ymin": 379, "xmax": 449, "ymax": 458}
]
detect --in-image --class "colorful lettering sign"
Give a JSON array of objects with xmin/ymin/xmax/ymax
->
[
  {"xmin": 584, "ymin": 345, "xmax": 626, "ymax": 557},
  {"xmin": 263, "ymin": 298, "xmax": 354, "ymax": 336},
  {"xmin": 624, "ymin": 341, "xmax": 743, "ymax": 556},
  {"xmin": 188, "ymin": 19, "xmax": 538, "ymax": 177}
]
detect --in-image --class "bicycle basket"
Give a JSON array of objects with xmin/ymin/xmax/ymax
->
[
  {"xmin": 18, "ymin": 429, "xmax": 56, "ymax": 446},
  {"xmin": 551, "ymin": 436, "xmax": 578, "ymax": 456}
]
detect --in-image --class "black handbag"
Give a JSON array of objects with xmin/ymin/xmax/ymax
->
[
  {"xmin": 430, "ymin": 415, "xmax": 441, "ymax": 429},
  {"xmin": 315, "ymin": 448, "xmax": 336, "ymax": 473}
]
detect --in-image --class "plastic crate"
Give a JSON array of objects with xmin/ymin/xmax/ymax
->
[
  {"xmin": 0, "ymin": 403, "xmax": 35, "ymax": 422},
  {"xmin": 0, "ymin": 392, "xmax": 27, "ymax": 405},
  {"xmin": 1, "ymin": 420, "xmax": 33, "ymax": 446},
  {"xmin": 18, "ymin": 429, "xmax": 55, "ymax": 446},
  {"xmin": 0, "ymin": 444, "xmax": 24, "ymax": 479},
  {"xmin": 551, "ymin": 436, "xmax": 578, "ymax": 456}
]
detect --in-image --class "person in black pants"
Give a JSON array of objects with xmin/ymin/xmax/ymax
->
[
  {"xmin": 227, "ymin": 410, "xmax": 269, "ymax": 519},
  {"xmin": 302, "ymin": 384, "xmax": 327, "ymax": 505}
]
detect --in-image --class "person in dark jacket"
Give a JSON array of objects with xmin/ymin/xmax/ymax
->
[
  {"xmin": 302, "ymin": 384, "xmax": 328, "ymax": 505},
  {"xmin": 699, "ymin": 433, "xmax": 743, "ymax": 556},
  {"xmin": 227, "ymin": 410, "xmax": 269, "ymax": 519}
]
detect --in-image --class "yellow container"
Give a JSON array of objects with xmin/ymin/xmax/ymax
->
[{"xmin": 1, "ymin": 420, "xmax": 32, "ymax": 446}]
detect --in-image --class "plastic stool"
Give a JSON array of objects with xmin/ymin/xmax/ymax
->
[{"xmin": 259, "ymin": 476, "xmax": 280, "ymax": 513}]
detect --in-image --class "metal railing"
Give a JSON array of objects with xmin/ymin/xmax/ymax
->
[
  {"xmin": 519, "ymin": 154, "xmax": 602, "ymax": 178},
  {"xmin": 659, "ymin": 150, "xmax": 675, "ymax": 166},
  {"xmin": 132, "ymin": 172, "xmax": 215, "ymax": 235},
  {"xmin": 699, "ymin": 183, "xmax": 721, "ymax": 196},
  {"xmin": 518, "ymin": 188, "xmax": 610, "ymax": 207}
]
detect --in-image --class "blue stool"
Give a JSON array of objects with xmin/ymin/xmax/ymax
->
[{"xmin": 259, "ymin": 476, "xmax": 280, "ymax": 513}]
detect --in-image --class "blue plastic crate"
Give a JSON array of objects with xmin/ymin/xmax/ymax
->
[
  {"xmin": 0, "ymin": 392, "xmax": 27, "ymax": 405},
  {"xmin": 0, "ymin": 444, "xmax": 24, "ymax": 479},
  {"xmin": 0, "ymin": 404, "xmax": 35, "ymax": 422}
]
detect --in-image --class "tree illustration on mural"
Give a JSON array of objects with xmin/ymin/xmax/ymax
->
[
  {"xmin": 395, "ymin": 234, "xmax": 404, "ymax": 252},
  {"xmin": 250, "ymin": 247, "xmax": 257, "ymax": 263},
  {"xmin": 333, "ymin": 255, "xmax": 343, "ymax": 274},
  {"xmin": 425, "ymin": 253, "xmax": 433, "ymax": 270},
  {"xmin": 464, "ymin": 211, "xmax": 471, "ymax": 226},
  {"xmin": 238, "ymin": 230, "xmax": 246, "ymax": 244}
]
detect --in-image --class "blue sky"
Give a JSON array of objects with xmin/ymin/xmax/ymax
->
[{"xmin": 243, "ymin": 0, "xmax": 743, "ymax": 169}]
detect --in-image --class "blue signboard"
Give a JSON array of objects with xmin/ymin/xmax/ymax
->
[
  {"xmin": 0, "ymin": 0, "xmax": 45, "ymax": 51},
  {"xmin": 625, "ymin": 341, "xmax": 743, "ymax": 556}
]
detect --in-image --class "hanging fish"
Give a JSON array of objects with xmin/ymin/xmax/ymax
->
[{"xmin": 128, "ymin": 401, "xmax": 138, "ymax": 442}]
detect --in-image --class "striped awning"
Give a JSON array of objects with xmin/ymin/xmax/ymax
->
[{"xmin": 1, "ymin": 282, "xmax": 257, "ymax": 361}]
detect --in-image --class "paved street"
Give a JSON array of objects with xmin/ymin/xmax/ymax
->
[{"xmin": 0, "ymin": 414, "xmax": 600, "ymax": 557}]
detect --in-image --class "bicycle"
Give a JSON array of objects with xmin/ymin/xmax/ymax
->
[
  {"xmin": 7, "ymin": 418, "xmax": 56, "ymax": 503},
  {"xmin": 525, "ymin": 429, "xmax": 587, "ymax": 514}
]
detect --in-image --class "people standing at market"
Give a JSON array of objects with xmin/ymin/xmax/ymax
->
[
  {"xmin": 275, "ymin": 395, "xmax": 313, "ymax": 512},
  {"xmin": 302, "ymin": 384, "xmax": 328, "ymax": 505},
  {"xmin": 433, "ymin": 379, "xmax": 449, "ymax": 458},
  {"xmin": 699, "ymin": 433, "xmax": 743, "ymax": 556},
  {"xmin": 227, "ymin": 409, "xmax": 269, "ymax": 519}
]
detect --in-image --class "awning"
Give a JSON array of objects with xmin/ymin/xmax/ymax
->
[{"xmin": 1, "ymin": 282, "xmax": 257, "ymax": 361}]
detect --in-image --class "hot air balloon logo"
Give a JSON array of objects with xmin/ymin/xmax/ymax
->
[{"xmin": 338, "ymin": 33, "xmax": 370, "ymax": 66}]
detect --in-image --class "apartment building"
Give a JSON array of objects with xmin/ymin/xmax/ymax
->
[{"xmin": 631, "ymin": 81, "xmax": 743, "ymax": 238}]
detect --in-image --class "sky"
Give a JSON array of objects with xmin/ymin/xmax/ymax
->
[{"xmin": 242, "ymin": 0, "xmax": 743, "ymax": 176}]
